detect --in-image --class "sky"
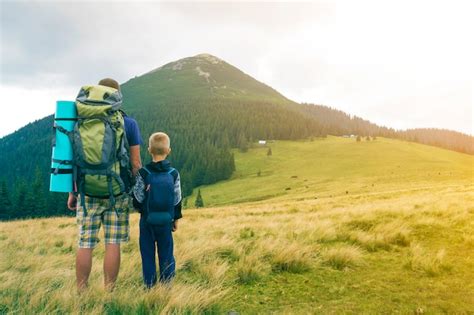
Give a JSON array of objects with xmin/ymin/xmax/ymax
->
[{"xmin": 1, "ymin": 0, "xmax": 473, "ymax": 137}]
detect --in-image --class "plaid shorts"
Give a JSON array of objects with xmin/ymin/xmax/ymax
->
[{"xmin": 76, "ymin": 194, "xmax": 131, "ymax": 248}]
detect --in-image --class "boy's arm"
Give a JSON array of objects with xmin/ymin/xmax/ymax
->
[
  {"xmin": 173, "ymin": 171, "xmax": 183, "ymax": 220},
  {"xmin": 132, "ymin": 171, "xmax": 146, "ymax": 212}
]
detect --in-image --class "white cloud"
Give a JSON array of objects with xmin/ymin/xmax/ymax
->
[
  {"xmin": 0, "ymin": 0, "xmax": 472, "ymax": 137},
  {"xmin": 0, "ymin": 85, "xmax": 77, "ymax": 136},
  {"xmin": 252, "ymin": 0, "xmax": 474, "ymax": 134}
]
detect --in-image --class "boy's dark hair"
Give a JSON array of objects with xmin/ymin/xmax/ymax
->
[{"xmin": 98, "ymin": 78, "xmax": 120, "ymax": 91}]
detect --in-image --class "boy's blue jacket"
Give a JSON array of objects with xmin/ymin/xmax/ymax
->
[{"xmin": 132, "ymin": 160, "xmax": 183, "ymax": 220}]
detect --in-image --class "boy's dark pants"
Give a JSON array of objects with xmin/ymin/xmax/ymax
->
[{"xmin": 139, "ymin": 218, "xmax": 176, "ymax": 287}]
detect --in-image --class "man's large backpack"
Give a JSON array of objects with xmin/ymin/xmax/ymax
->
[
  {"xmin": 72, "ymin": 85, "xmax": 132, "ymax": 213},
  {"xmin": 141, "ymin": 166, "xmax": 178, "ymax": 226}
]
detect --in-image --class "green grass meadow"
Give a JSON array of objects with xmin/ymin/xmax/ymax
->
[
  {"xmin": 1, "ymin": 137, "xmax": 473, "ymax": 314},
  {"xmin": 187, "ymin": 136, "xmax": 473, "ymax": 206}
]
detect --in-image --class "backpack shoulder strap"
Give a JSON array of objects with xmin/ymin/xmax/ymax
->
[
  {"xmin": 143, "ymin": 166, "xmax": 152, "ymax": 175},
  {"xmin": 139, "ymin": 166, "xmax": 176, "ymax": 182},
  {"xmin": 139, "ymin": 167, "xmax": 151, "ymax": 183},
  {"xmin": 168, "ymin": 167, "xmax": 178, "ymax": 182}
]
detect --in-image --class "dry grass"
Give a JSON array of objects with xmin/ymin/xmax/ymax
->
[
  {"xmin": 347, "ymin": 220, "xmax": 411, "ymax": 251},
  {"xmin": 321, "ymin": 245, "xmax": 365, "ymax": 270},
  {"xmin": 236, "ymin": 255, "xmax": 269, "ymax": 284},
  {"xmin": 195, "ymin": 259, "xmax": 229, "ymax": 284},
  {"xmin": 1, "ymin": 183, "xmax": 473, "ymax": 313},
  {"xmin": 265, "ymin": 241, "xmax": 315, "ymax": 273},
  {"xmin": 405, "ymin": 244, "xmax": 452, "ymax": 277}
]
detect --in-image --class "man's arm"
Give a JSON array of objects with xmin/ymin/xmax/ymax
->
[
  {"xmin": 124, "ymin": 117, "xmax": 143, "ymax": 176},
  {"xmin": 129, "ymin": 145, "xmax": 142, "ymax": 176}
]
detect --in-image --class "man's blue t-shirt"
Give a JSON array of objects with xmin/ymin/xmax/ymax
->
[{"xmin": 124, "ymin": 116, "xmax": 142, "ymax": 146}]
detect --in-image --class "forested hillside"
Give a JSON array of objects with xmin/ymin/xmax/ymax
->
[
  {"xmin": 0, "ymin": 54, "xmax": 472, "ymax": 220},
  {"xmin": 299, "ymin": 103, "xmax": 474, "ymax": 154},
  {"xmin": 399, "ymin": 128, "xmax": 474, "ymax": 154}
]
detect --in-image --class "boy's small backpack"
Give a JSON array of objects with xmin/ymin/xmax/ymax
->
[
  {"xmin": 68, "ymin": 85, "xmax": 132, "ymax": 213},
  {"xmin": 141, "ymin": 166, "xmax": 178, "ymax": 226}
]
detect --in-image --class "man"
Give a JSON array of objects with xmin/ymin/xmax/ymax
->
[{"xmin": 67, "ymin": 78, "xmax": 142, "ymax": 291}]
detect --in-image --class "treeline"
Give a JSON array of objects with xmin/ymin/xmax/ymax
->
[
  {"xmin": 399, "ymin": 128, "xmax": 474, "ymax": 154},
  {"xmin": 300, "ymin": 103, "xmax": 473, "ymax": 154},
  {"xmin": 126, "ymin": 98, "xmax": 326, "ymax": 195},
  {"xmin": 0, "ymin": 98, "xmax": 324, "ymax": 220},
  {"xmin": 0, "ymin": 169, "xmax": 69, "ymax": 220},
  {"xmin": 299, "ymin": 103, "xmax": 398, "ymax": 137},
  {"xmin": 1, "ymin": 98, "xmax": 472, "ymax": 220}
]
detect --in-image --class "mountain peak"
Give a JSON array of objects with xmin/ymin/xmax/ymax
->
[
  {"xmin": 127, "ymin": 53, "xmax": 288, "ymax": 103},
  {"xmin": 146, "ymin": 53, "xmax": 223, "ymax": 75},
  {"xmin": 193, "ymin": 53, "xmax": 223, "ymax": 64}
]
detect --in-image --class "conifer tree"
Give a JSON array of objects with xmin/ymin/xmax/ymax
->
[
  {"xmin": 195, "ymin": 189, "xmax": 204, "ymax": 208},
  {"xmin": 0, "ymin": 179, "xmax": 12, "ymax": 220},
  {"xmin": 24, "ymin": 190, "xmax": 36, "ymax": 218},
  {"xmin": 267, "ymin": 147, "xmax": 272, "ymax": 156},
  {"xmin": 14, "ymin": 180, "xmax": 27, "ymax": 218},
  {"xmin": 238, "ymin": 132, "xmax": 248, "ymax": 152},
  {"xmin": 33, "ymin": 167, "xmax": 46, "ymax": 216}
]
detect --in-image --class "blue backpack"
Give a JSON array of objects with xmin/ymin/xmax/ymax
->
[{"xmin": 141, "ymin": 166, "xmax": 178, "ymax": 226}]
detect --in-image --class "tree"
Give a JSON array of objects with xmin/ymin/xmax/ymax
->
[
  {"xmin": 13, "ymin": 179, "xmax": 27, "ymax": 218},
  {"xmin": 267, "ymin": 147, "xmax": 272, "ymax": 156},
  {"xmin": 195, "ymin": 189, "xmax": 204, "ymax": 208},
  {"xmin": 366, "ymin": 136, "xmax": 371, "ymax": 141},
  {"xmin": 0, "ymin": 179, "xmax": 12, "ymax": 220},
  {"xmin": 47, "ymin": 192, "xmax": 68, "ymax": 217},
  {"xmin": 32, "ymin": 167, "xmax": 46, "ymax": 216},
  {"xmin": 356, "ymin": 135, "xmax": 361, "ymax": 142},
  {"xmin": 257, "ymin": 170, "xmax": 261, "ymax": 177},
  {"xmin": 220, "ymin": 133, "xmax": 231, "ymax": 149},
  {"xmin": 237, "ymin": 132, "xmax": 248, "ymax": 153}
]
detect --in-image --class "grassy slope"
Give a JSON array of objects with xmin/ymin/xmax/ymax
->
[
  {"xmin": 187, "ymin": 136, "xmax": 473, "ymax": 206},
  {"xmin": 1, "ymin": 137, "xmax": 473, "ymax": 314}
]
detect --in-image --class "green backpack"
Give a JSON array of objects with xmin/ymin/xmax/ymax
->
[{"xmin": 72, "ymin": 85, "xmax": 131, "ymax": 213}]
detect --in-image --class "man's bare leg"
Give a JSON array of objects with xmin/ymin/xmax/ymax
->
[
  {"xmin": 104, "ymin": 243, "xmax": 121, "ymax": 291},
  {"xmin": 76, "ymin": 248, "xmax": 93, "ymax": 291}
]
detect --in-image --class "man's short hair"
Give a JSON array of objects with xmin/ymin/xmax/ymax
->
[
  {"xmin": 98, "ymin": 78, "xmax": 120, "ymax": 91},
  {"xmin": 149, "ymin": 132, "xmax": 170, "ymax": 155}
]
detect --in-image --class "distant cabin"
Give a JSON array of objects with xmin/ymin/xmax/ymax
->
[{"xmin": 258, "ymin": 140, "xmax": 267, "ymax": 145}]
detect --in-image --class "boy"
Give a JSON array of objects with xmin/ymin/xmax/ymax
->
[{"xmin": 132, "ymin": 132, "xmax": 182, "ymax": 288}]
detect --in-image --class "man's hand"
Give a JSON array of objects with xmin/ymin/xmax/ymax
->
[
  {"xmin": 172, "ymin": 220, "xmax": 178, "ymax": 232},
  {"xmin": 67, "ymin": 193, "xmax": 77, "ymax": 211}
]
